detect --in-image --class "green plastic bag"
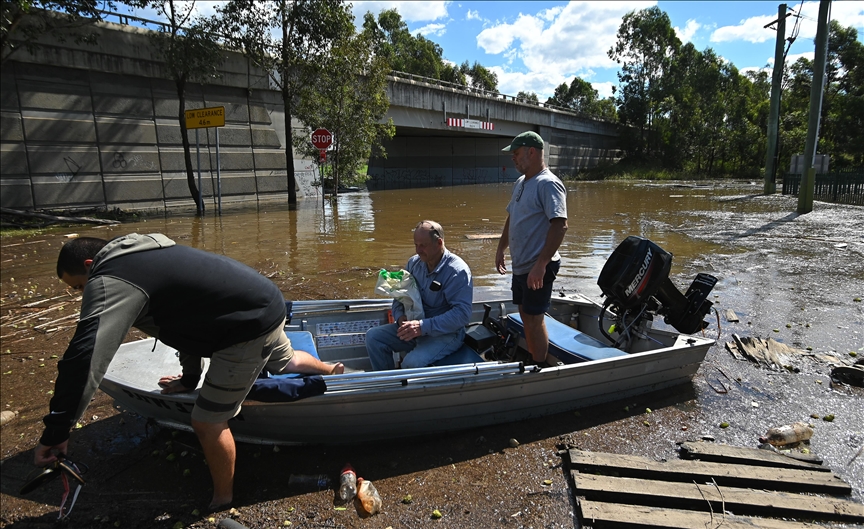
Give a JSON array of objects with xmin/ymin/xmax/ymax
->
[{"xmin": 374, "ymin": 269, "xmax": 425, "ymax": 320}]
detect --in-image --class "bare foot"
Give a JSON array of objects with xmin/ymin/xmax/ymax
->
[
  {"xmin": 330, "ymin": 362, "xmax": 344, "ymax": 375},
  {"xmin": 208, "ymin": 498, "xmax": 232, "ymax": 512}
]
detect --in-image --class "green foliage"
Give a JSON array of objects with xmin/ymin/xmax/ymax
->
[
  {"xmin": 216, "ymin": 0, "xmax": 355, "ymax": 203},
  {"xmin": 516, "ymin": 91, "xmax": 539, "ymax": 105},
  {"xmin": 363, "ymin": 8, "xmax": 470, "ymax": 88},
  {"xmin": 1, "ymin": 0, "xmax": 114, "ymax": 63},
  {"xmin": 545, "ymin": 77, "xmax": 615, "ymax": 121},
  {"xmin": 460, "ymin": 60, "xmax": 498, "ymax": 93},
  {"xmin": 295, "ymin": 27, "xmax": 395, "ymax": 188},
  {"xmin": 607, "ymin": 6, "xmax": 861, "ymax": 178},
  {"xmin": 608, "ymin": 6, "xmax": 680, "ymax": 157}
]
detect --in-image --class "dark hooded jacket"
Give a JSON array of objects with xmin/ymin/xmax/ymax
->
[{"xmin": 41, "ymin": 233, "xmax": 285, "ymax": 446}]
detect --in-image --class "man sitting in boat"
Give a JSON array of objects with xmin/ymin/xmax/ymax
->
[
  {"xmin": 34, "ymin": 233, "xmax": 342, "ymax": 511},
  {"xmin": 366, "ymin": 220, "xmax": 473, "ymax": 370}
]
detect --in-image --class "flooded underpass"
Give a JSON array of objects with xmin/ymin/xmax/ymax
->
[{"xmin": 1, "ymin": 180, "xmax": 862, "ymax": 528}]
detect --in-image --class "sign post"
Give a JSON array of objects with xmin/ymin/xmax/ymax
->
[
  {"xmin": 311, "ymin": 128, "xmax": 333, "ymax": 162},
  {"xmin": 185, "ymin": 106, "xmax": 226, "ymax": 215}
]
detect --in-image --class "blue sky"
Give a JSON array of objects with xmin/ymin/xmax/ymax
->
[
  {"xmin": 124, "ymin": 1, "xmax": 864, "ymax": 100},
  {"xmin": 348, "ymin": 1, "xmax": 864, "ymax": 99}
]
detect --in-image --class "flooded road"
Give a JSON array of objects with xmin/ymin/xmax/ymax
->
[
  {"xmin": 2, "ymin": 180, "xmax": 862, "ymax": 528},
  {"xmin": 2, "ymin": 180, "xmax": 750, "ymax": 300}
]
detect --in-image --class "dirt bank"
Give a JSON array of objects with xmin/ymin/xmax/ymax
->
[{"xmin": 1, "ymin": 192, "xmax": 861, "ymax": 529}]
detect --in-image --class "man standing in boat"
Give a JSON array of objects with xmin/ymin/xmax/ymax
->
[
  {"xmin": 496, "ymin": 131, "xmax": 568, "ymax": 366},
  {"xmin": 366, "ymin": 220, "xmax": 473, "ymax": 370},
  {"xmin": 34, "ymin": 233, "xmax": 341, "ymax": 511}
]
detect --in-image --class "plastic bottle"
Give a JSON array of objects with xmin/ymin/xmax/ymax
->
[
  {"xmin": 288, "ymin": 474, "xmax": 331, "ymax": 488},
  {"xmin": 354, "ymin": 477, "xmax": 382, "ymax": 517},
  {"xmin": 338, "ymin": 464, "xmax": 357, "ymax": 501},
  {"xmin": 759, "ymin": 422, "xmax": 813, "ymax": 446}
]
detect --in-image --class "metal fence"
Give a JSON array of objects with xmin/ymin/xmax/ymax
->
[{"xmin": 782, "ymin": 167, "xmax": 864, "ymax": 206}]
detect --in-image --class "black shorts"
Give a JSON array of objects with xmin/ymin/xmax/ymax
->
[{"xmin": 511, "ymin": 260, "xmax": 560, "ymax": 315}]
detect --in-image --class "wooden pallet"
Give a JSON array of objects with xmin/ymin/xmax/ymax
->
[{"xmin": 567, "ymin": 443, "xmax": 864, "ymax": 528}]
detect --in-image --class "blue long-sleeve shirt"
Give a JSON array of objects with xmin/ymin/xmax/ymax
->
[{"xmin": 391, "ymin": 250, "xmax": 473, "ymax": 336}]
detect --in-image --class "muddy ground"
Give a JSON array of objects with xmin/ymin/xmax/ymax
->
[{"xmin": 1, "ymin": 191, "xmax": 862, "ymax": 529}]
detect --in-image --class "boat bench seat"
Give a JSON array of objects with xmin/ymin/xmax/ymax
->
[
  {"xmin": 265, "ymin": 331, "xmax": 320, "ymax": 379},
  {"xmin": 507, "ymin": 313, "xmax": 626, "ymax": 364},
  {"xmin": 430, "ymin": 344, "xmax": 486, "ymax": 366}
]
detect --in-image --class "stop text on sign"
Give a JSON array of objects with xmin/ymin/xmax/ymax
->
[{"xmin": 311, "ymin": 128, "xmax": 333, "ymax": 149}]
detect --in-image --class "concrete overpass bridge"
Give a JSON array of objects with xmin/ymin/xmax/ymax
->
[
  {"xmin": 0, "ymin": 18, "xmax": 621, "ymax": 211},
  {"xmin": 371, "ymin": 74, "xmax": 621, "ymax": 189}
]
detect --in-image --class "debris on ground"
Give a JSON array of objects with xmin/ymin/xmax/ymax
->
[{"xmin": 725, "ymin": 334, "xmax": 806, "ymax": 369}]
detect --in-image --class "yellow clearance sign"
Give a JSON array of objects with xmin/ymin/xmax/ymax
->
[{"xmin": 185, "ymin": 106, "xmax": 225, "ymax": 129}]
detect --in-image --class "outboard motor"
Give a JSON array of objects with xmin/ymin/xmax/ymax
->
[{"xmin": 597, "ymin": 236, "xmax": 717, "ymax": 344}]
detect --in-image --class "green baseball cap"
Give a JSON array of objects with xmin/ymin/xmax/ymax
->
[{"xmin": 501, "ymin": 131, "xmax": 544, "ymax": 152}]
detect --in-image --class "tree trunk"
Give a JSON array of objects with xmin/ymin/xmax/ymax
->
[
  {"xmin": 177, "ymin": 76, "xmax": 203, "ymax": 215},
  {"xmin": 283, "ymin": 88, "xmax": 297, "ymax": 206}
]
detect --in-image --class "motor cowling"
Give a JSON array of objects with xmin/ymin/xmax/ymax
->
[
  {"xmin": 597, "ymin": 236, "xmax": 672, "ymax": 310},
  {"xmin": 598, "ymin": 236, "xmax": 717, "ymax": 335}
]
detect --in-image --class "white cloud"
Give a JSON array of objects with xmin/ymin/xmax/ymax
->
[
  {"xmin": 350, "ymin": 1, "xmax": 450, "ymax": 23},
  {"xmin": 785, "ymin": 51, "xmax": 814, "ymax": 64},
  {"xmin": 476, "ymin": 1, "xmax": 654, "ymax": 99},
  {"xmin": 674, "ymin": 19, "xmax": 701, "ymax": 43},
  {"xmin": 592, "ymin": 81, "xmax": 615, "ymax": 99},
  {"xmin": 739, "ymin": 66, "xmax": 769, "ymax": 76},
  {"xmin": 710, "ymin": 13, "xmax": 776, "ymax": 44},
  {"xmin": 711, "ymin": 1, "xmax": 864, "ymax": 45},
  {"xmin": 490, "ymin": 67, "xmax": 561, "ymax": 100},
  {"xmin": 466, "ymin": 9, "xmax": 483, "ymax": 21},
  {"xmin": 415, "ymin": 23, "xmax": 446, "ymax": 37}
]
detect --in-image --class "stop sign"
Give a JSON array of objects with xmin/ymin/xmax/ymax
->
[{"xmin": 311, "ymin": 128, "xmax": 333, "ymax": 149}]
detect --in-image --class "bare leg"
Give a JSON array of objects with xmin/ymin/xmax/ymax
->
[
  {"xmin": 519, "ymin": 309, "xmax": 548, "ymax": 363},
  {"xmin": 192, "ymin": 419, "xmax": 235, "ymax": 509},
  {"xmin": 280, "ymin": 350, "xmax": 344, "ymax": 375}
]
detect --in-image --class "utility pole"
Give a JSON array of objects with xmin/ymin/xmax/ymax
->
[
  {"xmin": 763, "ymin": 4, "xmax": 788, "ymax": 195},
  {"xmin": 798, "ymin": 0, "xmax": 831, "ymax": 214}
]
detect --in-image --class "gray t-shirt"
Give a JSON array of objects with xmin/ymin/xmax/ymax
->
[{"xmin": 505, "ymin": 168, "xmax": 568, "ymax": 275}]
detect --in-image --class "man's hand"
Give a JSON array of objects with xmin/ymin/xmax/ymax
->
[
  {"xmin": 396, "ymin": 320, "xmax": 422, "ymax": 341},
  {"xmin": 158, "ymin": 374, "xmax": 194, "ymax": 394},
  {"xmin": 496, "ymin": 249, "xmax": 507, "ymax": 275},
  {"xmin": 34, "ymin": 441, "xmax": 68, "ymax": 466},
  {"xmin": 527, "ymin": 261, "xmax": 546, "ymax": 290}
]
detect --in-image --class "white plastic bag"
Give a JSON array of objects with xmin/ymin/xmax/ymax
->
[{"xmin": 374, "ymin": 269, "xmax": 425, "ymax": 320}]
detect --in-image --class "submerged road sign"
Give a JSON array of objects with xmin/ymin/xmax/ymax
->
[
  {"xmin": 311, "ymin": 128, "xmax": 333, "ymax": 149},
  {"xmin": 185, "ymin": 106, "xmax": 225, "ymax": 129}
]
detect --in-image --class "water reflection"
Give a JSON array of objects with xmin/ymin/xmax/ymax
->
[{"xmin": 2, "ymin": 181, "xmax": 763, "ymax": 301}]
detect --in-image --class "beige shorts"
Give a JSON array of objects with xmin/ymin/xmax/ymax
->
[{"xmin": 191, "ymin": 319, "xmax": 294, "ymax": 423}]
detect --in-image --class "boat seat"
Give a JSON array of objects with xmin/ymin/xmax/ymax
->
[
  {"xmin": 507, "ymin": 313, "xmax": 626, "ymax": 364},
  {"xmin": 262, "ymin": 331, "xmax": 320, "ymax": 379},
  {"xmin": 430, "ymin": 344, "xmax": 486, "ymax": 366}
]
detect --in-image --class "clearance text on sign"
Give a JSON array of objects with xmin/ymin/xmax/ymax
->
[{"xmin": 185, "ymin": 106, "xmax": 225, "ymax": 129}]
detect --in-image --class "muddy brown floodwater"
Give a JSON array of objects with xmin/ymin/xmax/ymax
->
[{"xmin": 1, "ymin": 181, "xmax": 862, "ymax": 529}]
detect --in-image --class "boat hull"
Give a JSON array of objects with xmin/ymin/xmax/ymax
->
[{"xmin": 100, "ymin": 297, "xmax": 713, "ymax": 445}]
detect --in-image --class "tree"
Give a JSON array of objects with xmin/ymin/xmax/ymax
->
[
  {"xmin": 545, "ymin": 76, "xmax": 600, "ymax": 115},
  {"xmin": 363, "ymin": 9, "xmax": 444, "ymax": 81},
  {"xmin": 460, "ymin": 60, "xmax": 497, "ymax": 93},
  {"xmin": 1, "ymin": 0, "xmax": 114, "ymax": 64},
  {"xmin": 516, "ymin": 91, "xmax": 539, "ymax": 105},
  {"xmin": 608, "ymin": 6, "xmax": 680, "ymax": 157},
  {"xmin": 130, "ymin": 0, "xmax": 224, "ymax": 215},
  {"xmin": 295, "ymin": 28, "xmax": 395, "ymax": 193},
  {"xmin": 217, "ymin": 0, "xmax": 354, "ymax": 206}
]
